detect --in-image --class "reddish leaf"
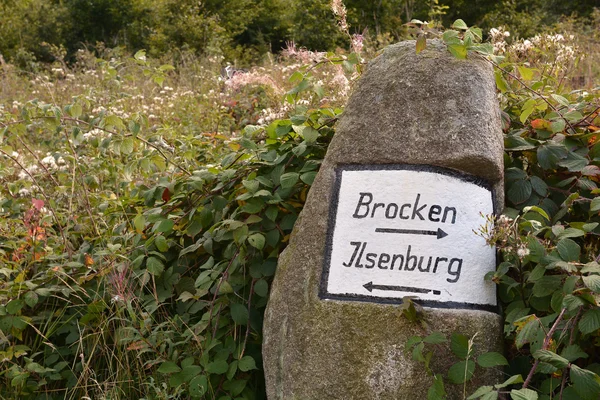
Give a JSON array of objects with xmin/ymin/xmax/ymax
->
[
  {"xmin": 32, "ymin": 199, "xmax": 44, "ymax": 211},
  {"xmin": 162, "ymin": 188, "xmax": 171, "ymax": 202},
  {"xmin": 84, "ymin": 254, "xmax": 94, "ymax": 266},
  {"xmin": 531, "ymin": 119, "xmax": 549, "ymax": 130},
  {"xmin": 582, "ymin": 165, "xmax": 600, "ymax": 177}
]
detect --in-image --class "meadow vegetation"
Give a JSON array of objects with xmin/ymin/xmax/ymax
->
[{"xmin": 0, "ymin": 2, "xmax": 599, "ymax": 400}]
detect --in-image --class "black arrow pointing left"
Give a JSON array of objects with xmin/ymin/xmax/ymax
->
[{"xmin": 363, "ymin": 281, "xmax": 441, "ymax": 295}]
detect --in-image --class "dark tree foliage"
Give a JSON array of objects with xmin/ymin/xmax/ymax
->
[
  {"xmin": 290, "ymin": 0, "xmax": 347, "ymax": 50},
  {"xmin": 0, "ymin": 0, "xmax": 598, "ymax": 64}
]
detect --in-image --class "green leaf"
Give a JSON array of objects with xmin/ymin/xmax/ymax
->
[
  {"xmin": 428, "ymin": 374, "xmax": 446, "ymax": 399},
  {"xmin": 416, "ymin": 35, "xmax": 427, "ymax": 54},
  {"xmin": 280, "ymin": 172, "xmax": 299, "ymax": 189},
  {"xmin": 532, "ymin": 276, "xmax": 562, "ymax": 297},
  {"xmin": 146, "ymin": 257, "xmax": 165, "ymax": 275},
  {"xmin": 448, "ymin": 360, "xmax": 475, "ymax": 384},
  {"xmin": 520, "ymin": 99, "xmax": 536, "ymax": 123},
  {"xmin": 579, "ymin": 308, "xmax": 600, "ymax": 335},
  {"xmin": 517, "ymin": 66, "xmax": 534, "ymax": 81},
  {"xmin": 406, "ymin": 336, "xmax": 423, "ymax": 349},
  {"xmin": 557, "ymin": 228, "xmax": 585, "ymax": 239},
  {"xmin": 563, "ymin": 294, "xmax": 585, "ymax": 312},
  {"xmin": 551, "ymin": 94, "xmax": 570, "ymax": 107},
  {"xmin": 558, "ymin": 152, "xmax": 588, "ymax": 172},
  {"xmin": 583, "ymin": 275, "xmax": 600, "ymax": 293},
  {"xmin": 189, "ymin": 375, "xmax": 208, "ymax": 398},
  {"xmin": 70, "ymin": 103, "xmax": 83, "ymax": 118},
  {"xmin": 247, "ymin": 233, "xmax": 265, "ymax": 250},
  {"xmin": 507, "ymin": 180, "xmax": 532, "ymax": 204},
  {"xmin": 571, "ymin": 365, "xmax": 600, "ymax": 400},
  {"xmin": 450, "ymin": 333, "xmax": 469, "ymax": 359},
  {"xmin": 223, "ymin": 379, "xmax": 247, "ymax": 396},
  {"xmin": 448, "ymin": 44, "xmax": 468, "ymax": 59},
  {"xmin": 133, "ymin": 213, "xmax": 145, "ymax": 233},
  {"xmin": 537, "ymin": 143, "xmax": 568, "ymax": 170},
  {"xmin": 557, "ymin": 238, "xmax": 580, "ymax": 262},
  {"xmin": 582, "ymin": 262, "xmax": 600, "ymax": 274},
  {"xmin": 23, "ymin": 291, "xmax": 38, "ymax": 308},
  {"xmin": 206, "ymin": 360, "xmax": 229, "ymax": 374},
  {"xmin": 452, "ymin": 19, "xmax": 468, "ymax": 29},
  {"xmin": 532, "ymin": 349, "xmax": 569, "ymax": 368},
  {"xmin": 6, "ymin": 299, "xmax": 24, "ymax": 315},
  {"xmin": 561, "ymin": 344, "xmax": 588, "ymax": 362},
  {"xmin": 301, "ymin": 126, "xmax": 319, "ymax": 143},
  {"xmin": 477, "ymin": 352, "xmax": 509, "ymax": 368},
  {"xmin": 180, "ymin": 365, "xmax": 202, "ymax": 382},
  {"xmin": 510, "ymin": 388, "xmax": 538, "ymax": 400},
  {"xmin": 530, "ymin": 177, "xmax": 548, "ymax": 197},
  {"xmin": 495, "ymin": 375, "xmax": 524, "ymax": 389},
  {"xmin": 230, "ymin": 303, "xmax": 249, "ymax": 325},
  {"xmin": 169, "ymin": 371, "xmax": 186, "ymax": 388},
  {"xmin": 134, "ymin": 49, "xmax": 146, "ymax": 60},
  {"xmin": 481, "ymin": 391, "xmax": 499, "ymax": 400},
  {"xmin": 590, "ymin": 197, "xmax": 600, "ymax": 212},
  {"xmin": 158, "ymin": 361, "xmax": 181, "ymax": 374},
  {"xmin": 495, "ymin": 70, "xmax": 509, "ymax": 92},
  {"xmin": 423, "ymin": 331, "xmax": 446, "ymax": 345},
  {"xmin": 254, "ymin": 279, "xmax": 269, "ymax": 297},
  {"xmin": 442, "ymin": 30, "xmax": 460, "ymax": 44},
  {"xmin": 238, "ymin": 355, "xmax": 257, "ymax": 371},
  {"xmin": 468, "ymin": 386, "xmax": 495, "ymax": 399},
  {"xmin": 300, "ymin": 171, "xmax": 317, "ymax": 185},
  {"xmin": 516, "ymin": 318, "xmax": 541, "ymax": 348},
  {"xmin": 156, "ymin": 219, "xmax": 174, "ymax": 233},
  {"xmin": 11, "ymin": 372, "xmax": 29, "ymax": 387},
  {"xmin": 155, "ymin": 235, "xmax": 169, "ymax": 252},
  {"xmin": 469, "ymin": 43, "xmax": 494, "ymax": 55},
  {"xmin": 550, "ymin": 119, "xmax": 566, "ymax": 134},
  {"xmin": 121, "ymin": 137, "xmax": 134, "ymax": 154}
]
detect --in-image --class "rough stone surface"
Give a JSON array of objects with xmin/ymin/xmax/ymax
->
[{"xmin": 263, "ymin": 40, "xmax": 505, "ymax": 400}]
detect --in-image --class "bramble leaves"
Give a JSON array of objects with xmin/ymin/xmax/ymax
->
[
  {"xmin": 448, "ymin": 360, "xmax": 475, "ymax": 384},
  {"xmin": 477, "ymin": 352, "xmax": 509, "ymax": 368}
]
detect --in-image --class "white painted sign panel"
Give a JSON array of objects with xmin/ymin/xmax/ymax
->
[{"xmin": 320, "ymin": 165, "xmax": 497, "ymax": 311}]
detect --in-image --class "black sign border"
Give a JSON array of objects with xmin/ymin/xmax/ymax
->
[{"xmin": 319, "ymin": 163, "xmax": 499, "ymax": 314}]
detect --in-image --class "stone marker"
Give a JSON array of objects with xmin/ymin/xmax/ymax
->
[{"xmin": 263, "ymin": 40, "xmax": 504, "ymax": 399}]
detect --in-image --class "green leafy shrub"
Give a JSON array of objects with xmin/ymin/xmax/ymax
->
[
  {"xmin": 0, "ymin": 44, "xmax": 357, "ymax": 399},
  {"xmin": 405, "ymin": 20, "xmax": 600, "ymax": 400}
]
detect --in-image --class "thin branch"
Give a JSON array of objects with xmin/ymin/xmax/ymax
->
[
  {"xmin": 487, "ymin": 59, "xmax": 577, "ymax": 136},
  {"xmin": 239, "ymin": 278, "xmax": 255, "ymax": 359},
  {"xmin": 523, "ymin": 307, "xmax": 567, "ymax": 389},
  {"xmin": 2, "ymin": 115, "xmax": 191, "ymax": 176},
  {"xmin": 0, "ymin": 147, "xmax": 70, "ymax": 254}
]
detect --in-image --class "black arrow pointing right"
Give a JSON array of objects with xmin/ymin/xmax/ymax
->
[{"xmin": 375, "ymin": 227, "xmax": 448, "ymax": 239}]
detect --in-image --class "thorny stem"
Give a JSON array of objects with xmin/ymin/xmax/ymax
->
[
  {"xmin": 557, "ymin": 308, "xmax": 584, "ymax": 398},
  {"xmin": 62, "ymin": 130, "xmax": 100, "ymax": 237},
  {"xmin": 0, "ymin": 147, "xmax": 71, "ymax": 256},
  {"xmin": 0, "ymin": 115, "xmax": 192, "ymax": 176},
  {"xmin": 486, "ymin": 59, "xmax": 578, "ymax": 136},
  {"xmin": 13, "ymin": 134, "xmax": 60, "ymax": 186},
  {"xmin": 209, "ymin": 248, "xmax": 240, "ymax": 338},
  {"xmin": 523, "ymin": 307, "xmax": 567, "ymax": 389},
  {"xmin": 239, "ymin": 278, "xmax": 256, "ymax": 359},
  {"xmin": 63, "ymin": 117, "xmax": 192, "ymax": 176}
]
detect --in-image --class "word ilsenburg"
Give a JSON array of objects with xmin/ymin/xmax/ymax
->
[{"xmin": 343, "ymin": 242, "xmax": 462, "ymax": 283}]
